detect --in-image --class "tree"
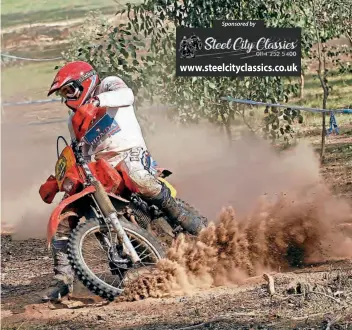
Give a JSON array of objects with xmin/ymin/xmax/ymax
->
[
  {"xmin": 122, "ymin": 0, "xmax": 308, "ymax": 143},
  {"xmin": 64, "ymin": 0, "xmax": 350, "ymax": 147},
  {"xmin": 297, "ymin": 0, "xmax": 352, "ymax": 162},
  {"xmin": 62, "ymin": 10, "xmax": 154, "ymax": 102},
  {"xmin": 62, "ymin": 1, "xmax": 311, "ymax": 144}
]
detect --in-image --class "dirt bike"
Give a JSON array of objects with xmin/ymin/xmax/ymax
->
[
  {"xmin": 189, "ymin": 36, "xmax": 203, "ymax": 51},
  {"xmin": 39, "ymin": 135, "xmax": 207, "ymax": 301}
]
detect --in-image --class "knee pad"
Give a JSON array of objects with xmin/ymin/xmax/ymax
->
[{"xmin": 129, "ymin": 169, "xmax": 162, "ymax": 197}]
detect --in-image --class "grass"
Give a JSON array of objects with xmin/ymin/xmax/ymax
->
[
  {"xmin": 2, "ymin": 6, "xmax": 114, "ymax": 29},
  {"xmin": 294, "ymin": 73, "xmax": 352, "ymax": 110},
  {"xmin": 304, "ymin": 128, "xmax": 352, "ymax": 198},
  {"xmin": 1, "ymin": 0, "xmax": 112, "ymax": 15},
  {"xmin": 291, "ymin": 72, "xmax": 352, "ymax": 133},
  {"xmin": 1, "ymin": 0, "xmax": 137, "ymax": 28},
  {"xmin": 1, "ymin": 61, "xmax": 60, "ymax": 101}
]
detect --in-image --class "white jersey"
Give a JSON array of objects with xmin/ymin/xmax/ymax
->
[{"xmin": 68, "ymin": 76, "xmax": 147, "ymax": 166}]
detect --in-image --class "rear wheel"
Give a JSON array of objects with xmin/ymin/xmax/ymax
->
[
  {"xmin": 197, "ymin": 40, "xmax": 203, "ymax": 50},
  {"xmin": 67, "ymin": 217, "xmax": 165, "ymax": 301}
]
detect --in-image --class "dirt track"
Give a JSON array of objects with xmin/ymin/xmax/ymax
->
[
  {"xmin": 1, "ymin": 102, "xmax": 352, "ymax": 329},
  {"xmin": 1, "ymin": 231, "xmax": 352, "ymax": 329},
  {"xmin": 2, "ymin": 5, "xmax": 352, "ymax": 326}
]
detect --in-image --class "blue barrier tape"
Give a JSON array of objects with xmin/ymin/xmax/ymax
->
[
  {"xmin": 221, "ymin": 96, "xmax": 351, "ymax": 114},
  {"xmin": 3, "ymin": 96, "xmax": 352, "ymax": 113},
  {"xmin": 2, "ymin": 98, "xmax": 62, "ymax": 106},
  {"xmin": 221, "ymin": 96, "xmax": 352, "ymax": 135},
  {"xmin": 27, "ymin": 118, "xmax": 67, "ymax": 126}
]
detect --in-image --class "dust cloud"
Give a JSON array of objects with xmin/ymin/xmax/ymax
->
[
  {"xmin": 144, "ymin": 110, "xmax": 322, "ymax": 219},
  {"xmin": 122, "ymin": 185, "xmax": 352, "ymax": 301},
  {"xmin": 120, "ymin": 110, "xmax": 352, "ymax": 301},
  {"xmin": 1, "ymin": 107, "xmax": 68, "ymax": 239},
  {"xmin": 121, "ymin": 180, "xmax": 352, "ymax": 302}
]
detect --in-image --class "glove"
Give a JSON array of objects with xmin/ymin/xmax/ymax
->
[{"xmin": 71, "ymin": 103, "xmax": 99, "ymax": 141}]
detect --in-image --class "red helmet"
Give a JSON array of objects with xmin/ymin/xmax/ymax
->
[{"xmin": 48, "ymin": 61, "xmax": 100, "ymax": 111}]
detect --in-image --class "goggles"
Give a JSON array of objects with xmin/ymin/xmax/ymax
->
[{"xmin": 56, "ymin": 81, "xmax": 81, "ymax": 100}]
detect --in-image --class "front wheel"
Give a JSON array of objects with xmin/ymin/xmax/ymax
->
[{"xmin": 67, "ymin": 217, "xmax": 165, "ymax": 301}]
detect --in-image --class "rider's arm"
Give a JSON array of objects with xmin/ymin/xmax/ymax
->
[
  {"xmin": 67, "ymin": 112, "xmax": 76, "ymax": 141},
  {"xmin": 95, "ymin": 76, "xmax": 134, "ymax": 108},
  {"xmin": 68, "ymin": 113, "xmax": 91, "ymax": 161}
]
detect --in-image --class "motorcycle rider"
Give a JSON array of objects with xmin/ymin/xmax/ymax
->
[
  {"xmin": 41, "ymin": 61, "xmax": 206, "ymax": 302},
  {"xmin": 189, "ymin": 33, "xmax": 202, "ymax": 50}
]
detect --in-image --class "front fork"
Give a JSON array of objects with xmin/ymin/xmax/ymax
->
[
  {"xmin": 74, "ymin": 146, "xmax": 141, "ymax": 264},
  {"xmin": 108, "ymin": 212, "xmax": 140, "ymax": 263},
  {"xmin": 91, "ymin": 180, "xmax": 141, "ymax": 264}
]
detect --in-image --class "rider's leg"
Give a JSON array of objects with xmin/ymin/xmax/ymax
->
[
  {"xmin": 41, "ymin": 217, "xmax": 76, "ymax": 302},
  {"xmin": 115, "ymin": 147, "xmax": 206, "ymax": 235},
  {"xmin": 144, "ymin": 180, "xmax": 206, "ymax": 235}
]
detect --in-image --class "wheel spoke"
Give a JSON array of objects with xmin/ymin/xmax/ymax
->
[
  {"xmin": 138, "ymin": 246, "xmax": 149, "ymax": 257},
  {"xmin": 140, "ymin": 253, "xmax": 154, "ymax": 261},
  {"xmin": 78, "ymin": 220, "xmax": 162, "ymax": 293}
]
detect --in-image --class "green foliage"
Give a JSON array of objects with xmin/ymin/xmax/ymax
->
[
  {"xmin": 62, "ymin": 10, "xmax": 154, "ymax": 105},
  {"xmin": 294, "ymin": 0, "xmax": 352, "ymax": 161},
  {"xmin": 62, "ymin": 11, "xmax": 110, "ymax": 65},
  {"xmin": 117, "ymin": 0, "xmax": 305, "ymax": 142},
  {"xmin": 263, "ymin": 107, "xmax": 303, "ymax": 144},
  {"xmin": 64, "ymin": 0, "xmax": 350, "ymax": 145},
  {"xmin": 296, "ymin": 0, "xmax": 351, "ymax": 74}
]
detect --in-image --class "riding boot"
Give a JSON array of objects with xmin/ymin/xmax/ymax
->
[
  {"xmin": 41, "ymin": 238, "xmax": 74, "ymax": 302},
  {"xmin": 144, "ymin": 184, "xmax": 206, "ymax": 235}
]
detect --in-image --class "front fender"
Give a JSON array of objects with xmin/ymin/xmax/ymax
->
[{"xmin": 47, "ymin": 186, "xmax": 96, "ymax": 245}]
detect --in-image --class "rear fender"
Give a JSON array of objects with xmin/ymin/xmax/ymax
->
[
  {"xmin": 156, "ymin": 168, "xmax": 172, "ymax": 178},
  {"xmin": 47, "ymin": 186, "xmax": 96, "ymax": 245}
]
